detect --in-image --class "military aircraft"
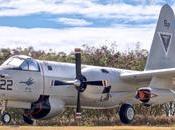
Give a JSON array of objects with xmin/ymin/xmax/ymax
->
[{"xmin": 0, "ymin": 4, "xmax": 174, "ymax": 125}]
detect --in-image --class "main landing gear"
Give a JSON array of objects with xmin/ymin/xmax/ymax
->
[{"xmin": 119, "ymin": 104, "xmax": 135, "ymax": 124}]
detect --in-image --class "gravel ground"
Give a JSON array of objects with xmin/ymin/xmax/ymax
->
[{"xmin": 0, "ymin": 126, "xmax": 174, "ymax": 130}]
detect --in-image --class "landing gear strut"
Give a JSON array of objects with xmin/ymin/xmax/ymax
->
[
  {"xmin": 119, "ymin": 104, "xmax": 135, "ymax": 124},
  {"xmin": 23, "ymin": 114, "xmax": 33, "ymax": 125},
  {"xmin": 23, "ymin": 109, "xmax": 34, "ymax": 125}
]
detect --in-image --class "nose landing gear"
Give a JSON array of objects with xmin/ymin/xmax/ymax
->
[
  {"xmin": 1, "ymin": 112, "xmax": 11, "ymax": 124},
  {"xmin": 0, "ymin": 100, "xmax": 11, "ymax": 124}
]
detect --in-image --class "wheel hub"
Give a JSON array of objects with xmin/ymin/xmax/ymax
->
[
  {"xmin": 126, "ymin": 107, "xmax": 134, "ymax": 120},
  {"xmin": 4, "ymin": 114, "xmax": 10, "ymax": 122}
]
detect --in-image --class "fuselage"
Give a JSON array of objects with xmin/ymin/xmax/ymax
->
[{"xmin": 0, "ymin": 55, "xmax": 142, "ymax": 110}]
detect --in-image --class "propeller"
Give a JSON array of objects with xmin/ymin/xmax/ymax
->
[{"xmin": 54, "ymin": 48, "xmax": 108, "ymax": 119}]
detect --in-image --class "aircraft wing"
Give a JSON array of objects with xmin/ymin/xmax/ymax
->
[{"xmin": 120, "ymin": 68, "xmax": 175, "ymax": 82}]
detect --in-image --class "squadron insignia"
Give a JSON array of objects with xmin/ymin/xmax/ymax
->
[{"xmin": 19, "ymin": 78, "xmax": 34, "ymax": 86}]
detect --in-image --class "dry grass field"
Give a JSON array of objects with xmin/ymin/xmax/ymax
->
[{"xmin": 0, "ymin": 126, "xmax": 175, "ymax": 130}]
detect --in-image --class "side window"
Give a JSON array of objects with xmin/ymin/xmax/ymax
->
[{"xmin": 47, "ymin": 65, "xmax": 52, "ymax": 71}]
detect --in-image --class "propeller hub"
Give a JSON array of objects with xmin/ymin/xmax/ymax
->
[{"xmin": 74, "ymin": 79, "xmax": 81, "ymax": 87}]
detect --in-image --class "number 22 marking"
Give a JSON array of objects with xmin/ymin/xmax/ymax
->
[{"xmin": 0, "ymin": 79, "xmax": 13, "ymax": 90}]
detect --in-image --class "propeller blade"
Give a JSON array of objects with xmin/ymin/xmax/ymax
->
[
  {"xmin": 76, "ymin": 88, "xmax": 81, "ymax": 119},
  {"xmin": 54, "ymin": 80, "xmax": 74, "ymax": 86},
  {"xmin": 85, "ymin": 80, "xmax": 108, "ymax": 86},
  {"xmin": 75, "ymin": 48, "xmax": 82, "ymax": 79},
  {"xmin": 75, "ymin": 48, "xmax": 82, "ymax": 119}
]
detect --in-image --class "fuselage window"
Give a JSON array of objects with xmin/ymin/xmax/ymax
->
[
  {"xmin": 101, "ymin": 69, "xmax": 109, "ymax": 74},
  {"xmin": 47, "ymin": 65, "xmax": 52, "ymax": 71}
]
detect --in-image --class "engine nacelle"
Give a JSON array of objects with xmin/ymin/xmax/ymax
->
[
  {"xmin": 81, "ymin": 67, "xmax": 118, "ymax": 100},
  {"xmin": 136, "ymin": 87, "xmax": 152, "ymax": 103},
  {"xmin": 24, "ymin": 95, "xmax": 65, "ymax": 120},
  {"xmin": 136, "ymin": 87, "xmax": 175, "ymax": 105},
  {"xmin": 44, "ymin": 96, "xmax": 65, "ymax": 119}
]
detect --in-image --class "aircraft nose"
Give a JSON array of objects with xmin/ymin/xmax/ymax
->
[
  {"xmin": 0, "ymin": 73, "xmax": 10, "ymax": 78},
  {"xmin": 0, "ymin": 68, "xmax": 10, "ymax": 78}
]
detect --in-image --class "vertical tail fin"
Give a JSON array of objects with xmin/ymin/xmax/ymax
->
[{"xmin": 145, "ymin": 4, "xmax": 175, "ymax": 70}]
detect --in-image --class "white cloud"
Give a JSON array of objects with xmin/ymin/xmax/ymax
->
[
  {"xmin": 0, "ymin": 0, "xmax": 164, "ymax": 53},
  {"xmin": 0, "ymin": 25, "xmax": 155, "ymax": 53},
  {"xmin": 0, "ymin": 0, "xmax": 161, "ymax": 19},
  {"xmin": 56, "ymin": 18, "xmax": 92, "ymax": 26}
]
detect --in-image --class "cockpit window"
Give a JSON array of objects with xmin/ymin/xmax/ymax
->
[
  {"xmin": 29, "ymin": 60, "xmax": 39, "ymax": 71},
  {"xmin": 20, "ymin": 59, "xmax": 40, "ymax": 71},
  {"xmin": 20, "ymin": 60, "xmax": 28, "ymax": 70},
  {"xmin": 2, "ymin": 56, "xmax": 40, "ymax": 72},
  {"xmin": 2, "ymin": 57, "xmax": 25, "ymax": 67}
]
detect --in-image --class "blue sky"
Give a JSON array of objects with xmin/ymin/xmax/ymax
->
[{"xmin": 0, "ymin": 0, "xmax": 173, "ymax": 52}]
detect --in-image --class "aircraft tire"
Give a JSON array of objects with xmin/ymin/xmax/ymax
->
[
  {"xmin": 119, "ymin": 104, "xmax": 134, "ymax": 124},
  {"xmin": 1, "ymin": 112, "xmax": 11, "ymax": 124}
]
